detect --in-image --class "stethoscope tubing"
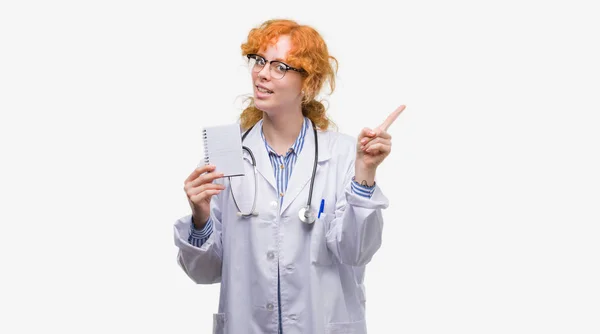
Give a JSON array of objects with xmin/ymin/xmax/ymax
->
[{"xmin": 231, "ymin": 122, "xmax": 318, "ymax": 222}]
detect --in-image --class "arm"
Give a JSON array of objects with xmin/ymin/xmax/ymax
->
[
  {"xmin": 325, "ymin": 145, "xmax": 389, "ymax": 267},
  {"xmin": 173, "ymin": 181, "xmax": 224, "ymax": 284},
  {"xmin": 325, "ymin": 105, "xmax": 403, "ymax": 266}
]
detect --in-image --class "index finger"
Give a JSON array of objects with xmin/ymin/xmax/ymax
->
[
  {"xmin": 377, "ymin": 105, "xmax": 406, "ymax": 132},
  {"xmin": 185, "ymin": 164, "xmax": 215, "ymax": 183}
]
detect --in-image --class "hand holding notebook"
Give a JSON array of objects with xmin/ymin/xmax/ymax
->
[{"xmin": 201, "ymin": 123, "xmax": 245, "ymax": 177}]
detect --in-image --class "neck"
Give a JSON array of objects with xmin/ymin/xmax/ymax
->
[{"xmin": 261, "ymin": 109, "xmax": 305, "ymax": 154}]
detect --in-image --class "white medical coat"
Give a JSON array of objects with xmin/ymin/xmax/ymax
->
[{"xmin": 174, "ymin": 124, "xmax": 389, "ymax": 334}]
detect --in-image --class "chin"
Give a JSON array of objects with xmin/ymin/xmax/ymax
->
[{"xmin": 254, "ymin": 99, "xmax": 275, "ymax": 113}]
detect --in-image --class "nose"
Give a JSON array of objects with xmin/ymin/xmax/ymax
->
[{"xmin": 257, "ymin": 64, "xmax": 271, "ymax": 80}]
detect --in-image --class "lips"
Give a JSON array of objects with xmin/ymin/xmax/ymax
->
[{"xmin": 255, "ymin": 85, "xmax": 273, "ymax": 94}]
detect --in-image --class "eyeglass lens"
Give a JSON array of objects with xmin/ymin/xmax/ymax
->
[{"xmin": 248, "ymin": 56, "xmax": 288, "ymax": 79}]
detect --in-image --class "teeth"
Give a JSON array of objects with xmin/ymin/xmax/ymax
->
[{"xmin": 257, "ymin": 86, "xmax": 273, "ymax": 94}]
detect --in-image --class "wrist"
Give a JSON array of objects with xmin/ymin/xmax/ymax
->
[
  {"xmin": 192, "ymin": 215, "xmax": 208, "ymax": 230},
  {"xmin": 354, "ymin": 163, "xmax": 376, "ymax": 186}
]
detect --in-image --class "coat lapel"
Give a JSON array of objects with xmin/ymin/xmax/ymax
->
[
  {"xmin": 280, "ymin": 121, "xmax": 332, "ymax": 215},
  {"xmin": 242, "ymin": 122, "xmax": 277, "ymax": 192}
]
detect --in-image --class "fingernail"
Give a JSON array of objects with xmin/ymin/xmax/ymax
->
[
  {"xmin": 361, "ymin": 138, "xmax": 367, "ymax": 144},
  {"xmin": 369, "ymin": 131, "xmax": 375, "ymax": 136}
]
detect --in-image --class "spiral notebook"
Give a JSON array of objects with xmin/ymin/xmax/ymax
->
[{"xmin": 202, "ymin": 123, "xmax": 245, "ymax": 177}]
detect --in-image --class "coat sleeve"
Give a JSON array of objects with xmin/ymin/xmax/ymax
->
[
  {"xmin": 173, "ymin": 184, "xmax": 224, "ymax": 284},
  {"xmin": 325, "ymin": 142, "xmax": 390, "ymax": 267}
]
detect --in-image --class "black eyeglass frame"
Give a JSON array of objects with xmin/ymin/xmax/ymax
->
[{"xmin": 246, "ymin": 54, "xmax": 306, "ymax": 78}]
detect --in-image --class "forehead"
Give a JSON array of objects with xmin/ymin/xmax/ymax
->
[{"xmin": 258, "ymin": 35, "xmax": 293, "ymax": 61}]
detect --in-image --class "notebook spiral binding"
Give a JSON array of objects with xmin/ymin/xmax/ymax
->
[{"xmin": 202, "ymin": 129, "xmax": 210, "ymax": 165}]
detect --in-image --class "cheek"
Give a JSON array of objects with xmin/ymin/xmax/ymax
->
[
  {"xmin": 279, "ymin": 85, "xmax": 301, "ymax": 101},
  {"xmin": 281, "ymin": 78, "xmax": 303, "ymax": 97}
]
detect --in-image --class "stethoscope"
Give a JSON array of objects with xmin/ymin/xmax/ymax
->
[{"xmin": 230, "ymin": 123, "xmax": 319, "ymax": 224}]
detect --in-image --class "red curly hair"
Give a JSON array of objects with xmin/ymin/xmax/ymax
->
[{"xmin": 239, "ymin": 19, "xmax": 338, "ymax": 130}]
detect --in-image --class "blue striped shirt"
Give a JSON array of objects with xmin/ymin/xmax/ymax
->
[
  {"xmin": 261, "ymin": 117, "xmax": 309, "ymax": 207},
  {"xmin": 188, "ymin": 117, "xmax": 376, "ymax": 332}
]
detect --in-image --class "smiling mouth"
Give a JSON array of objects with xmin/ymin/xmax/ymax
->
[{"xmin": 256, "ymin": 86, "xmax": 273, "ymax": 94}]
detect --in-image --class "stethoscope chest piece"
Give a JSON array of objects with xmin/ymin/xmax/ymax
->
[{"xmin": 298, "ymin": 206, "xmax": 316, "ymax": 224}]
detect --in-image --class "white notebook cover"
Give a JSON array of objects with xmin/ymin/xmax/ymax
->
[{"xmin": 201, "ymin": 123, "xmax": 245, "ymax": 177}]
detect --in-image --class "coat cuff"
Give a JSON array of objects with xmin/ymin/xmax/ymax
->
[{"xmin": 346, "ymin": 181, "xmax": 389, "ymax": 209}]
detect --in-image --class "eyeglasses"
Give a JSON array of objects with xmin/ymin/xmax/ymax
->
[{"xmin": 246, "ymin": 54, "xmax": 305, "ymax": 80}]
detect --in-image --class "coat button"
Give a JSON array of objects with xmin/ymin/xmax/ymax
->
[
  {"xmin": 289, "ymin": 314, "xmax": 298, "ymax": 321},
  {"xmin": 267, "ymin": 251, "xmax": 275, "ymax": 260},
  {"xmin": 266, "ymin": 303, "xmax": 274, "ymax": 311},
  {"xmin": 286, "ymin": 264, "xmax": 295, "ymax": 272}
]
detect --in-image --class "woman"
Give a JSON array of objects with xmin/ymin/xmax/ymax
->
[{"xmin": 174, "ymin": 19, "xmax": 404, "ymax": 334}]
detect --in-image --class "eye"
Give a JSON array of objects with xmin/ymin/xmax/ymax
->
[
  {"xmin": 255, "ymin": 56, "xmax": 266, "ymax": 66},
  {"xmin": 275, "ymin": 63, "xmax": 288, "ymax": 73}
]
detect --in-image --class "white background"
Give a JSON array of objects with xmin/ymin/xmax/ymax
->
[{"xmin": 1, "ymin": 0, "xmax": 599, "ymax": 333}]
